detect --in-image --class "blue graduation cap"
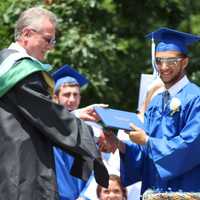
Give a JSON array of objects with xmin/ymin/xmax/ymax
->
[
  {"xmin": 51, "ymin": 64, "xmax": 89, "ymax": 93},
  {"xmin": 146, "ymin": 27, "xmax": 200, "ymax": 77},
  {"xmin": 146, "ymin": 27, "xmax": 200, "ymax": 55}
]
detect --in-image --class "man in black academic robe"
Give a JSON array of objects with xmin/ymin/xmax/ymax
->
[{"xmin": 0, "ymin": 7, "xmax": 108, "ymax": 200}]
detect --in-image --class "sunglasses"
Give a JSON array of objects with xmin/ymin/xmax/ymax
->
[
  {"xmin": 155, "ymin": 57, "xmax": 185, "ymax": 67},
  {"xmin": 31, "ymin": 29, "xmax": 56, "ymax": 46}
]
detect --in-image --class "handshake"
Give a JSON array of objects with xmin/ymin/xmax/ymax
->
[{"xmin": 73, "ymin": 103, "xmax": 148, "ymax": 154}]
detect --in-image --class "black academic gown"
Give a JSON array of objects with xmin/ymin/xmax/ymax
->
[{"xmin": 0, "ymin": 72, "xmax": 108, "ymax": 200}]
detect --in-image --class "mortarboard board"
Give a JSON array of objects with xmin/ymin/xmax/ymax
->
[
  {"xmin": 95, "ymin": 107, "xmax": 144, "ymax": 131},
  {"xmin": 146, "ymin": 27, "xmax": 200, "ymax": 55},
  {"xmin": 51, "ymin": 64, "xmax": 89, "ymax": 93}
]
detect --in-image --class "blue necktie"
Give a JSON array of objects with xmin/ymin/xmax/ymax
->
[{"xmin": 163, "ymin": 90, "xmax": 170, "ymax": 109}]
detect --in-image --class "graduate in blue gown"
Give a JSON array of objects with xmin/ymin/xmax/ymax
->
[
  {"xmin": 52, "ymin": 66, "xmax": 88, "ymax": 200},
  {"xmin": 105, "ymin": 27, "xmax": 200, "ymax": 195},
  {"xmin": 52, "ymin": 66, "xmax": 109, "ymax": 200}
]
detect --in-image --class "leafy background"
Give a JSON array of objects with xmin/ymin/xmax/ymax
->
[{"xmin": 1, "ymin": 0, "xmax": 200, "ymax": 111}]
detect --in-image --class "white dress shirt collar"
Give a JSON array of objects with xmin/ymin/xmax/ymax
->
[
  {"xmin": 168, "ymin": 75, "xmax": 189, "ymax": 97},
  {"xmin": 8, "ymin": 42, "xmax": 28, "ymax": 54}
]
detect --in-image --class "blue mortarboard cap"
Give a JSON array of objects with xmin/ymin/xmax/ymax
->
[
  {"xmin": 52, "ymin": 64, "xmax": 89, "ymax": 92},
  {"xmin": 54, "ymin": 76, "xmax": 80, "ymax": 93},
  {"xmin": 146, "ymin": 27, "xmax": 200, "ymax": 54}
]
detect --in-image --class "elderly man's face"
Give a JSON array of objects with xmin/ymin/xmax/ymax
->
[{"xmin": 22, "ymin": 17, "xmax": 56, "ymax": 61}]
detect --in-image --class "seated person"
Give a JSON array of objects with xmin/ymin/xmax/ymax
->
[{"xmin": 96, "ymin": 174, "xmax": 127, "ymax": 200}]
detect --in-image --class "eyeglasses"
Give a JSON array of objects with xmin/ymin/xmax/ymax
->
[
  {"xmin": 31, "ymin": 29, "xmax": 56, "ymax": 46},
  {"xmin": 155, "ymin": 57, "xmax": 185, "ymax": 67}
]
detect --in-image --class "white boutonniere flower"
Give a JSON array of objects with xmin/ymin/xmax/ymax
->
[{"xmin": 169, "ymin": 97, "xmax": 181, "ymax": 116}]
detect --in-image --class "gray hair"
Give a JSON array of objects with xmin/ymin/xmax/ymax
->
[{"xmin": 15, "ymin": 6, "xmax": 58, "ymax": 40}]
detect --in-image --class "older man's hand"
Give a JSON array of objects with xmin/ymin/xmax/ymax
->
[
  {"xmin": 98, "ymin": 130, "xmax": 118, "ymax": 153},
  {"xmin": 73, "ymin": 103, "xmax": 109, "ymax": 121}
]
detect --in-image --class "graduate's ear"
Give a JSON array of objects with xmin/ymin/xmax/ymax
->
[{"xmin": 182, "ymin": 57, "xmax": 189, "ymax": 69}]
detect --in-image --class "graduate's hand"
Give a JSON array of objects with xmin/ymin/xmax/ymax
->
[
  {"xmin": 76, "ymin": 104, "xmax": 109, "ymax": 121},
  {"xmin": 129, "ymin": 123, "xmax": 149, "ymax": 145}
]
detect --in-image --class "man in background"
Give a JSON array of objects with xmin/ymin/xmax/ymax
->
[{"xmin": 52, "ymin": 65, "xmax": 91, "ymax": 200}]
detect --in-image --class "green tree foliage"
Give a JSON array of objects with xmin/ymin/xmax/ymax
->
[{"xmin": 1, "ymin": 0, "xmax": 200, "ymax": 111}]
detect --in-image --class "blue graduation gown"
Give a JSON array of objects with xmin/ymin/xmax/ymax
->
[
  {"xmin": 54, "ymin": 148, "xmax": 86, "ymax": 200},
  {"xmin": 120, "ymin": 82, "xmax": 200, "ymax": 194}
]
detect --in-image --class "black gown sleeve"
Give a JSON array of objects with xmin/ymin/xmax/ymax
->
[{"xmin": 6, "ymin": 72, "xmax": 109, "ymax": 187}]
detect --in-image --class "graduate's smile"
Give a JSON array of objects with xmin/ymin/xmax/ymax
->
[{"xmin": 160, "ymin": 70, "xmax": 172, "ymax": 80}]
